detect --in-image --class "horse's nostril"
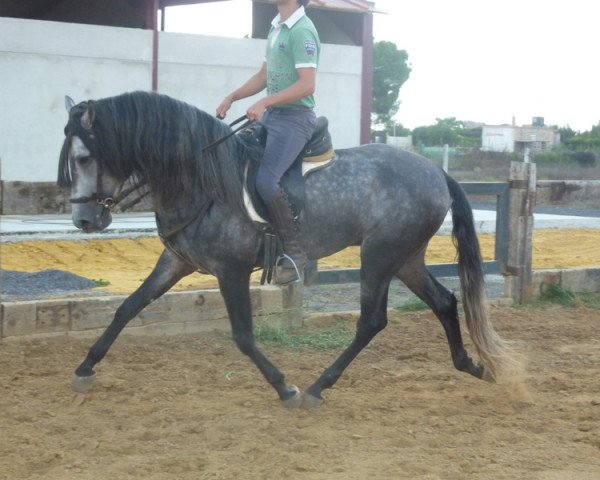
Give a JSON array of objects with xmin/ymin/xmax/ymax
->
[{"xmin": 78, "ymin": 219, "xmax": 92, "ymax": 231}]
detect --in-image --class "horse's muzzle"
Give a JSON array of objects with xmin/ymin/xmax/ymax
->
[{"xmin": 73, "ymin": 206, "xmax": 112, "ymax": 232}]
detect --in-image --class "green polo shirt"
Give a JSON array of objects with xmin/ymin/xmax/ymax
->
[{"xmin": 265, "ymin": 10, "xmax": 320, "ymax": 109}]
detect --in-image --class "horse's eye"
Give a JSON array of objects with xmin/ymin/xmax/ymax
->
[{"xmin": 78, "ymin": 156, "xmax": 93, "ymax": 166}]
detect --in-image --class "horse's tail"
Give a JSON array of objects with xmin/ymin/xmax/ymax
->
[{"xmin": 445, "ymin": 173, "xmax": 521, "ymax": 382}]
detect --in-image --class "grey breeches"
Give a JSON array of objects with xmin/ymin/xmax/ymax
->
[{"xmin": 256, "ymin": 107, "xmax": 317, "ymax": 202}]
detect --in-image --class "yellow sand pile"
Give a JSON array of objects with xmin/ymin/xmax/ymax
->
[{"xmin": 2, "ymin": 229, "xmax": 599, "ymax": 294}]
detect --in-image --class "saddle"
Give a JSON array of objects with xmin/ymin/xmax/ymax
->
[{"xmin": 238, "ymin": 116, "xmax": 335, "ymax": 223}]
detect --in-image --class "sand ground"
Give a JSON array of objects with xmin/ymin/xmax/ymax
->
[{"xmin": 0, "ymin": 305, "xmax": 599, "ymax": 479}]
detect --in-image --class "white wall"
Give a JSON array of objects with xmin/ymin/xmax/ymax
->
[
  {"xmin": 387, "ymin": 135, "xmax": 413, "ymax": 150},
  {"xmin": 481, "ymin": 125, "xmax": 516, "ymax": 153},
  {"xmin": 0, "ymin": 17, "xmax": 362, "ymax": 182}
]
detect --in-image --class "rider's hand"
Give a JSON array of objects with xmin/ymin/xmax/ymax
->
[
  {"xmin": 246, "ymin": 99, "xmax": 268, "ymax": 122},
  {"xmin": 216, "ymin": 97, "xmax": 233, "ymax": 119}
]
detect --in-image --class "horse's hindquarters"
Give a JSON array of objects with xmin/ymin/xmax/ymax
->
[{"xmin": 300, "ymin": 144, "xmax": 450, "ymax": 258}]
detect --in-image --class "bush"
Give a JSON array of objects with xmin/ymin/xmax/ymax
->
[
  {"xmin": 570, "ymin": 151, "xmax": 597, "ymax": 167},
  {"xmin": 532, "ymin": 150, "xmax": 569, "ymax": 164},
  {"xmin": 540, "ymin": 284, "xmax": 576, "ymax": 306}
]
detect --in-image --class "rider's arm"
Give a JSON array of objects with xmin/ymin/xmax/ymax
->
[
  {"xmin": 216, "ymin": 63, "xmax": 267, "ymax": 118},
  {"xmin": 245, "ymin": 67, "xmax": 316, "ymax": 121}
]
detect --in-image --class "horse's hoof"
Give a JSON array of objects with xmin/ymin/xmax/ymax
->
[
  {"xmin": 281, "ymin": 385, "xmax": 303, "ymax": 408},
  {"xmin": 71, "ymin": 373, "xmax": 96, "ymax": 393},
  {"xmin": 302, "ymin": 392, "xmax": 324, "ymax": 409},
  {"xmin": 481, "ymin": 366, "xmax": 496, "ymax": 383}
]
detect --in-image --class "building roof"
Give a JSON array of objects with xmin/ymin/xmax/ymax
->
[
  {"xmin": 301, "ymin": 0, "xmax": 375, "ymax": 13},
  {"xmin": 160, "ymin": 0, "xmax": 375, "ymax": 13},
  {"xmin": 0, "ymin": 1, "xmax": 377, "ymax": 25}
]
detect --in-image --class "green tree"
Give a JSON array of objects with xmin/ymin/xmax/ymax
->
[
  {"xmin": 556, "ymin": 125, "xmax": 576, "ymax": 143},
  {"xmin": 372, "ymin": 41, "xmax": 411, "ymax": 128},
  {"xmin": 385, "ymin": 122, "xmax": 411, "ymax": 136},
  {"xmin": 412, "ymin": 118, "xmax": 462, "ymax": 147},
  {"xmin": 411, "ymin": 117, "xmax": 480, "ymax": 148},
  {"xmin": 564, "ymin": 122, "xmax": 600, "ymax": 150}
]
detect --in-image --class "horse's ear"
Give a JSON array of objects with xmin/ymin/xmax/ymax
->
[
  {"xmin": 80, "ymin": 101, "xmax": 96, "ymax": 130},
  {"xmin": 65, "ymin": 95, "xmax": 76, "ymax": 113}
]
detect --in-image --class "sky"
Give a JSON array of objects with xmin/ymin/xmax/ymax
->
[{"xmin": 164, "ymin": 0, "xmax": 599, "ymax": 131}]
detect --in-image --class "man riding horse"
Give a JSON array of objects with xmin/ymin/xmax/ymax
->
[{"xmin": 217, "ymin": 0, "xmax": 320, "ymax": 285}]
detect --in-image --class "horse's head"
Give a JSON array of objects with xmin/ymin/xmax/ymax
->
[{"xmin": 58, "ymin": 96, "xmax": 123, "ymax": 232}]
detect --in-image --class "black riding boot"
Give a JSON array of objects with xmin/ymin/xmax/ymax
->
[{"xmin": 266, "ymin": 190, "xmax": 307, "ymax": 285}]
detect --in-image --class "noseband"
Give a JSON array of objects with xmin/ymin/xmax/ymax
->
[
  {"xmin": 69, "ymin": 159, "xmax": 115, "ymax": 209},
  {"xmin": 69, "ymin": 160, "xmax": 148, "ymax": 212}
]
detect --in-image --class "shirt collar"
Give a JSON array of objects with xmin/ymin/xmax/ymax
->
[{"xmin": 271, "ymin": 5, "xmax": 305, "ymax": 29}]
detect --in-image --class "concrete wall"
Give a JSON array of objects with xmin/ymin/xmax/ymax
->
[
  {"xmin": 514, "ymin": 125, "xmax": 557, "ymax": 150},
  {"xmin": 536, "ymin": 180, "xmax": 600, "ymax": 209},
  {"xmin": 387, "ymin": 135, "xmax": 413, "ymax": 150},
  {"xmin": 482, "ymin": 124, "xmax": 558, "ymax": 153},
  {"xmin": 0, "ymin": 18, "xmax": 153, "ymax": 182},
  {"xmin": 0, "ymin": 286, "xmax": 289, "ymax": 342},
  {"xmin": 529, "ymin": 268, "xmax": 600, "ymax": 300},
  {"xmin": 481, "ymin": 125, "xmax": 515, "ymax": 152},
  {"xmin": 0, "ymin": 17, "xmax": 362, "ymax": 183}
]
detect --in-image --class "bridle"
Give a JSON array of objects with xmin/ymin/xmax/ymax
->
[
  {"xmin": 64, "ymin": 128, "xmax": 149, "ymax": 212},
  {"xmin": 68, "ymin": 165, "xmax": 149, "ymax": 212},
  {"xmin": 63, "ymin": 133, "xmax": 142, "ymax": 213},
  {"xmin": 66, "ymin": 114, "xmax": 251, "ymax": 213}
]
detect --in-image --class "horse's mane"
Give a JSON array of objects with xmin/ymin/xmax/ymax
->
[{"xmin": 61, "ymin": 91, "xmax": 255, "ymax": 215}]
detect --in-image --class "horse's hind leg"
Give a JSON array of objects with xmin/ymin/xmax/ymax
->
[
  {"xmin": 397, "ymin": 254, "xmax": 484, "ymax": 379},
  {"xmin": 304, "ymin": 266, "xmax": 392, "ymax": 407},
  {"xmin": 71, "ymin": 249, "xmax": 195, "ymax": 392}
]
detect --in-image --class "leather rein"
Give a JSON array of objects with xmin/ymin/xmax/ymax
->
[{"xmin": 68, "ymin": 115, "xmax": 252, "ymax": 213}]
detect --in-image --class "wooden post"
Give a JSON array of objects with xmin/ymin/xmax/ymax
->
[
  {"xmin": 282, "ymin": 282, "xmax": 303, "ymax": 326},
  {"xmin": 442, "ymin": 144, "xmax": 449, "ymax": 173},
  {"xmin": 503, "ymin": 161, "xmax": 536, "ymax": 303},
  {"xmin": 494, "ymin": 182, "xmax": 510, "ymax": 273}
]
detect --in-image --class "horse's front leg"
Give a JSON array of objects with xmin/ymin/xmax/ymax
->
[
  {"xmin": 71, "ymin": 249, "xmax": 195, "ymax": 392},
  {"xmin": 218, "ymin": 269, "xmax": 302, "ymax": 408}
]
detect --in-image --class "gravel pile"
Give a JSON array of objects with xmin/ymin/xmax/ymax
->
[{"xmin": 0, "ymin": 269, "xmax": 101, "ymax": 301}]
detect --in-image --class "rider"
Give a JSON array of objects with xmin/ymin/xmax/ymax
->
[{"xmin": 216, "ymin": 0, "xmax": 320, "ymax": 285}]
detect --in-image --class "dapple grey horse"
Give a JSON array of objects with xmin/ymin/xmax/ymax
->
[{"xmin": 59, "ymin": 91, "xmax": 517, "ymax": 407}]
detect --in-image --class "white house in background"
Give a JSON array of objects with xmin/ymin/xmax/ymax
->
[
  {"xmin": 481, "ymin": 117, "xmax": 559, "ymax": 153},
  {"xmin": 386, "ymin": 135, "xmax": 413, "ymax": 150}
]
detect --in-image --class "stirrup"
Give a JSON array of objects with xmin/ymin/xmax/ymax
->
[{"xmin": 274, "ymin": 253, "xmax": 303, "ymax": 285}]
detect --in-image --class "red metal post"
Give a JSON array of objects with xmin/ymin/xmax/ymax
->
[
  {"xmin": 151, "ymin": 0, "xmax": 159, "ymax": 92},
  {"xmin": 360, "ymin": 11, "xmax": 373, "ymax": 145}
]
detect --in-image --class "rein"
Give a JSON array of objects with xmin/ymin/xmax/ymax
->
[
  {"xmin": 68, "ymin": 115, "xmax": 251, "ymax": 213},
  {"xmin": 200, "ymin": 115, "xmax": 252, "ymax": 155}
]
